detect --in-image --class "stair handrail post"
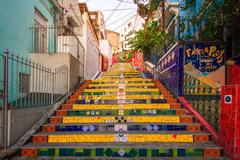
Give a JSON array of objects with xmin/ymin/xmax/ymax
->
[
  {"xmin": 51, "ymin": 70, "xmax": 54, "ymax": 104},
  {"xmin": 3, "ymin": 49, "xmax": 9, "ymax": 149}
]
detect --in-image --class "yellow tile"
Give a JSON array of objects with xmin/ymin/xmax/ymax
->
[{"xmin": 72, "ymin": 103, "xmax": 171, "ymax": 110}]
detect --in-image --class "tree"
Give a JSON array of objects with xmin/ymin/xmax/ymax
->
[
  {"xmin": 180, "ymin": 0, "xmax": 240, "ymax": 40},
  {"xmin": 180, "ymin": 0, "xmax": 240, "ymax": 56},
  {"xmin": 134, "ymin": 0, "xmax": 163, "ymax": 23},
  {"xmin": 128, "ymin": 24, "xmax": 170, "ymax": 61}
]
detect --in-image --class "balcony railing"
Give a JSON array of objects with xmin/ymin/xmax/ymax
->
[{"xmin": 30, "ymin": 25, "xmax": 85, "ymax": 80}]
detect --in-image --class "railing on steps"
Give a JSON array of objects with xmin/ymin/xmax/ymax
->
[
  {"xmin": 0, "ymin": 81, "xmax": 88, "ymax": 159},
  {"xmin": 0, "ymin": 50, "xmax": 69, "ymax": 109},
  {"xmin": 0, "ymin": 49, "xmax": 70, "ymax": 149},
  {"xmin": 183, "ymin": 73, "xmax": 221, "ymax": 131},
  {"xmin": 178, "ymin": 96, "xmax": 219, "ymax": 142},
  {"xmin": 142, "ymin": 61, "xmax": 155, "ymax": 78}
]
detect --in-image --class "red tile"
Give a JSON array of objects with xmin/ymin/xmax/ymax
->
[
  {"xmin": 21, "ymin": 148, "xmax": 38, "ymax": 157},
  {"xmin": 32, "ymin": 135, "xmax": 48, "ymax": 143}
]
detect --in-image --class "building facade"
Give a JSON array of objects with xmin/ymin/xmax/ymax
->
[
  {"xmin": 79, "ymin": 3, "xmax": 101, "ymax": 80},
  {"xmin": 89, "ymin": 11, "xmax": 106, "ymax": 40},
  {"xmin": 106, "ymin": 29, "xmax": 120, "ymax": 54},
  {"xmin": 0, "ymin": 0, "xmax": 61, "ymax": 56},
  {"xmin": 119, "ymin": 14, "xmax": 144, "ymax": 51}
]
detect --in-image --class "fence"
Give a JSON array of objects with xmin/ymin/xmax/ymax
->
[
  {"xmin": 183, "ymin": 73, "xmax": 221, "ymax": 131},
  {"xmin": 0, "ymin": 50, "xmax": 69, "ymax": 109},
  {"xmin": 29, "ymin": 25, "xmax": 85, "ymax": 79}
]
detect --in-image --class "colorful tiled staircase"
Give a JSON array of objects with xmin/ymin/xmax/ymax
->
[{"xmin": 19, "ymin": 63, "xmax": 224, "ymax": 159}]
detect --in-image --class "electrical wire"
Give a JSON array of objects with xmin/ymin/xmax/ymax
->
[
  {"xmin": 104, "ymin": 1, "xmax": 123, "ymax": 24},
  {"xmin": 96, "ymin": 8, "xmax": 136, "ymax": 11},
  {"xmin": 116, "ymin": 0, "xmax": 135, "ymax": 4},
  {"xmin": 106, "ymin": 10, "xmax": 137, "ymax": 27},
  {"xmin": 113, "ymin": 13, "xmax": 137, "ymax": 31}
]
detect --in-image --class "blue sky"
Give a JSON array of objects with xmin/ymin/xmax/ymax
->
[{"xmin": 81, "ymin": 0, "xmax": 137, "ymax": 32}]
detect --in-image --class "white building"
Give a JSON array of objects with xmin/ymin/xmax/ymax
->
[
  {"xmin": 79, "ymin": 3, "xmax": 101, "ymax": 80},
  {"xmin": 100, "ymin": 40, "xmax": 112, "ymax": 68},
  {"xmin": 119, "ymin": 14, "xmax": 145, "ymax": 51}
]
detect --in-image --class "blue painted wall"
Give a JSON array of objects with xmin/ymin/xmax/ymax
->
[
  {"xmin": 0, "ymin": 0, "xmax": 58, "ymax": 56},
  {"xmin": 0, "ymin": 0, "xmax": 59, "ymax": 107},
  {"xmin": 0, "ymin": 0, "xmax": 34, "ymax": 57}
]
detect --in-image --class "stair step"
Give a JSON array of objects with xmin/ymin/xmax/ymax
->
[
  {"xmin": 90, "ymin": 80, "xmax": 154, "ymax": 84},
  {"xmin": 87, "ymin": 86, "xmax": 156, "ymax": 89},
  {"xmin": 71, "ymin": 99, "xmax": 168, "ymax": 104},
  {"xmin": 49, "ymin": 115, "xmax": 195, "ymax": 124},
  {"xmin": 62, "ymin": 103, "xmax": 182, "ymax": 110},
  {"xmin": 20, "ymin": 143, "xmax": 223, "ymax": 158},
  {"xmin": 84, "ymin": 88, "xmax": 160, "ymax": 92},
  {"xmin": 82, "ymin": 92, "xmax": 162, "ymax": 95},
  {"xmin": 88, "ymin": 83, "xmax": 155, "ymax": 87},
  {"xmin": 78, "ymin": 95, "xmax": 167, "ymax": 100},
  {"xmin": 31, "ymin": 132, "xmax": 212, "ymax": 143},
  {"xmin": 41, "ymin": 123, "xmax": 202, "ymax": 132},
  {"xmin": 55, "ymin": 109, "xmax": 188, "ymax": 116}
]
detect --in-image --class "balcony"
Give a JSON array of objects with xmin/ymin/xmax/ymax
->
[{"xmin": 29, "ymin": 25, "xmax": 85, "ymax": 91}]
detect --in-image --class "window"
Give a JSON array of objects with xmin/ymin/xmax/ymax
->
[
  {"xmin": 19, "ymin": 72, "xmax": 30, "ymax": 93},
  {"xmin": 34, "ymin": 9, "xmax": 48, "ymax": 52}
]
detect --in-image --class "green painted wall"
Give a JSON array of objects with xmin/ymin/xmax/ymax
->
[
  {"xmin": 0, "ymin": 0, "xmax": 58, "ymax": 56},
  {"xmin": 0, "ymin": 0, "xmax": 34, "ymax": 57},
  {"xmin": 0, "ymin": 0, "xmax": 59, "ymax": 107}
]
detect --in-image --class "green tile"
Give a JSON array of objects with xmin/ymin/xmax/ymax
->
[
  {"xmin": 173, "ymin": 149, "xmax": 178, "ymax": 157},
  {"xmin": 67, "ymin": 148, "xmax": 75, "ymax": 156},
  {"xmin": 75, "ymin": 148, "xmax": 83, "ymax": 153},
  {"xmin": 128, "ymin": 149, "xmax": 138, "ymax": 157},
  {"xmin": 96, "ymin": 148, "xmax": 104, "ymax": 156},
  {"xmin": 84, "ymin": 149, "xmax": 91, "ymax": 156},
  {"xmin": 152, "ymin": 149, "xmax": 159, "ymax": 157},
  {"xmin": 147, "ymin": 149, "xmax": 151, "ymax": 157},
  {"xmin": 104, "ymin": 148, "xmax": 114, "ymax": 157},
  {"xmin": 55, "ymin": 149, "xmax": 59, "ymax": 156},
  {"xmin": 139, "ymin": 149, "xmax": 147, "ymax": 157},
  {"xmin": 48, "ymin": 148, "xmax": 55, "ymax": 156}
]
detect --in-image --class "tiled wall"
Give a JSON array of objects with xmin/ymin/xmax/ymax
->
[
  {"xmin": 155, "ymin": 44, "xmax": 184, "ymax": 96},
  {"xmin": 220, "ymin": 85, "xmax": 240, "ymax": 159}
]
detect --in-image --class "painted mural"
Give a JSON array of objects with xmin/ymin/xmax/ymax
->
[
  {"xmin": 183, "ymin": 43, "xmax": 225, "ymax": 131},
  {"xmin": 112, "ymin": 50, "xmax": 135, "ymax": 63},
  {"xmin": 184, "ymin": 43, "xmax": 225, "ymax": 92},
  {"xmin": 133, "ymin": 51, "xmax": 144, "ymax": 71},
  {"xmin": 156, "ymin": 46, "xmax": 183, "ymax": 96}
]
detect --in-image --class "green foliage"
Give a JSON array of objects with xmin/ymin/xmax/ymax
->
[
  {"xmin": 180, "ymin": 0, "xmax": 240, "ymax": 42},
  {"xmin": 128, "ymin": 24, "xmax": 171, "ymax": 61},
  {"xmin": 150, "ymin": 0, "xmax": 161, "ymax": 11},
  {"xmin": 181, "ymin": 0, "xmax": 196, "ymax": 11},
  {"xmin": 134, "ymin": 0, "xmax": 162, "ymax": 19}
]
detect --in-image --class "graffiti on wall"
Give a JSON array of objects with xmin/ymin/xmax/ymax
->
[
  {"xmin": 183, "ymin": 43, "xmax": 224, "ymax": 131},
  {"xmin": 133, "ymin": 51, "xmax": 144, "ymax": 71},
  {"xmin": 185, "ymin": 44, "xmax": 224, "ymax": 72},
  {"xmin": 184, "ymin": 43, "xmax": 225, "ymax": 91}
]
